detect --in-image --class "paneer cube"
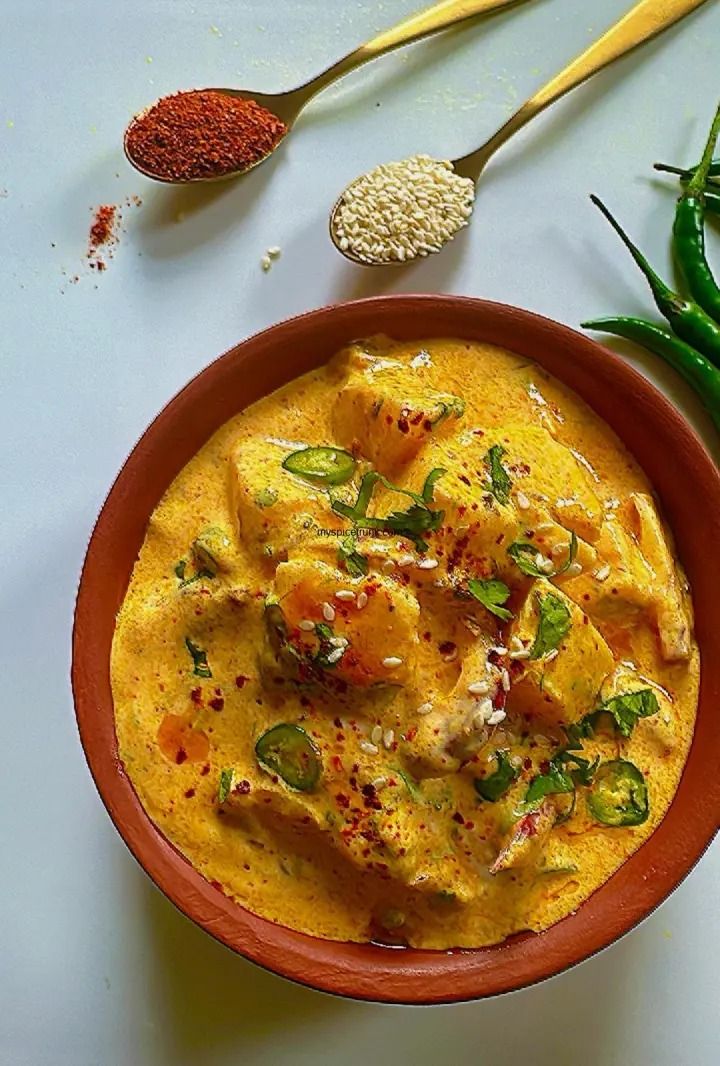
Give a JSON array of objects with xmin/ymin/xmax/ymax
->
[
  {"xmin": 563, "ymin": 516, "xmax": 653, "ymax": 630},
  {"xmin": 492, "ymin": 425, "xmax": 603, "ymax": 542},
  {"xmin": 410, "ymin": 437, "xmax": 525, "ymax": 579},
  {"xmin": 630, "ymin": 493, "xmax": 692, "ymax": 661},
  {"xmin": 269, "ymin": 558, "xmax": 420, "ymax": 687},
  {"xmin": 506, "ymin": 578, "xmax": 615, "ymax": 727},
  {"xmin": 330, "ymin": 351, "xmax": 464, "ymax": 470},
  {"xmin": 490, "ymin": 800, "xmax": 556, "ymax": 874},
  {"xmin": 229, "ymin": 437, "xmax": 345, "ymax": 561}
]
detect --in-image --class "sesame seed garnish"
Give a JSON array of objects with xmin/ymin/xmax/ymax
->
[
  {"xmin": 594, "ymin": 564, "xmax": 611, "ymax": 581},
  {"xmin": 510, "ymin": 635, "xmax": 524, "ymax": 651},
  {"xmin": 326, "ymin": 647, "xmax": 345, "ymax": 664},
  {"xmin": 509, "ymin": 648, "xmax": 531, "ymax": 660},
  {"xmin": 467, "ymin": 680, "xmax": 491, "ymax": 695},
  {"xmin": 382, "ymin": 656, "xmax": 403, "ymax": 669},
  {"xmin": 551, "ymin": 543, "xmax": 567, "ymax": 557},
  {"xmin": 544, "ymin": 649, "xmax": 560, "ymax": 663},
  {"xmin": 488, "ymin": 709, "xmax": 506, "ymax": 726},
  {"xmin": 371, "ymin": 776, "xmax": 388, "ymax": 790},
  {"xmin": 501, "ymin": 668, "xmax": 511, "ymax": 692},
  {"xmin": 328, "ymin": 635, "xmax": 349, "ymax": 648},
  {"xmin": 416, "ymin": 558, "xmax": 439, "ymax": 570},
  {"xmin": 322, "ymin": 602, "xmax": 336, "ymax": 622},
  {"xmin": 356, "ymin": 591, "xmax": 368, "ymax": 609},
  {"xmin": 298, "ymin": 619, "xmax": 315, "ymax": 632},
  {"xmin": 359, "ymin": 740, "xmax": 379, "ymax": 756},
  {"xmin": 490, "ymin": 646, "xmax": 508, "ymax": 657},
  {"xmin": 371, "ymin": 724, "xmax": 383, "ymax": 745},
  {"xmin": 383, "ymin": 729, "xmax": 395, "ymax": 749},
  {"xmin": 397, "ymin": 554, "xmax": 415, "ymax": 567},
  {"xmin": 565, "ymin": 562, "xmax": 583, "ymax": 577},
  {"xmin": 335, "ymin": 589, "xmax": 355, "ymax": 601},
  {"xmin": 382, "ymin": 559, "xmax": 396, "ymax": 573},
  {"xmin": 417, "ymin": 702, "xmax": 433, "ymax": 715},
  {"xmin": 516, "ymin": 492, "xmax": 531, "ymax": 510},
  {"xmin": 260, "ymin": 254, "xmax": 272, "ymax": 272},
  {"xmin": 267, "ymin": 245, "xmax": 281, "ymax": 259}
]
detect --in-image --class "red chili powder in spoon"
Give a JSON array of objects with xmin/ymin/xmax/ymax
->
[{"xmin": 125, "ymin": 89, "xmax": 287, "ymax": 182}]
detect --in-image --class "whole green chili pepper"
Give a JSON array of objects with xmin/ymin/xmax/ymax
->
[
  {"xmin": 672, "ymin": 103, "xmax": 720, "ymax": 323},
  {"xmin": 590, "ymin": 194, "xmax": 720, "ymax": 366},
  {"xmin": 582, "ymin": 316, "xmax": 720, "ymax": 432}
]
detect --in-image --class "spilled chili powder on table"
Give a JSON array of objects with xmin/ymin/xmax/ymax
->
[
  {"xmin": 125, "ymin": 90, "xmax": 287, "ymax": 182},
  {"xmin": 86, "ymin": 195, "xmax": 141, "ymax": 272},
  {"xmin": 88, "ymin": 204, "xmax": 117, "ymax": 270}
]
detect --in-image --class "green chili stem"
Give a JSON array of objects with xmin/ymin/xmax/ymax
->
[{"xmin": 687, "ymin": 104, "xmax": 720, "ymax": 197}]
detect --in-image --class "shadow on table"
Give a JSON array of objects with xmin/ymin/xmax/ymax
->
[
  {"xmin": 327, "ymin": 216, "xmax": 473, "ymax": 303},
  {"xmin": 130, "ymin": 147, "xmax": 289, "ymax": 261},
  {"xmin": 141, "ymin": 856, "xmax": 658, "ymax": 1066},
  {"xmin": 141, "ymin": 878, "xmax": 352, "ymax": 1061}
]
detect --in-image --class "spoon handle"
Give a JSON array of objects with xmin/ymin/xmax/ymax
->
[
  {"xmin": 456, "ymin": 0, "xmax": 710, "ymax": 177},
  {"xmin": 299, "ymin": 0, "xmax": 530, "ymax": 102}
]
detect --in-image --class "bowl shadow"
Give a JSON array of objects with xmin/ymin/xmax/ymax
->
[{"xmin": 141, "ymin": 877, "xmax": 351, "ymax": 1060}]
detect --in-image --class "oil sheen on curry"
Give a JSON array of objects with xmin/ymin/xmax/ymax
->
[{"xmin": 112, "ymin": 336, "xmax": 698, "ymax": 949}]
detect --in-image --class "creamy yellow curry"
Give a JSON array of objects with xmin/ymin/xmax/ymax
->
[{"xmin": 112, "ymin": 336, "xmax": 698, "ymax": 949}]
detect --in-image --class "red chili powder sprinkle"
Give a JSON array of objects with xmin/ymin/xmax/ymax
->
[
  {"xmin": 89, "ymin": 204, "xmax": 116, "ymax": 251},
  {"xmin": 125, "ymin": 90, "xmax": 288, "ymax": 182}
]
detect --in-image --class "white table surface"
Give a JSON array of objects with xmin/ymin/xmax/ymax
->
[{"xmin": 2, "ymin": 1, "xmax": 718, "ymax": 1063}]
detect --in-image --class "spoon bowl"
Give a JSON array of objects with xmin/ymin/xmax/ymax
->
[{"xmin": 123, "ymin": 87, "xmax": 306, "ymax": 185}]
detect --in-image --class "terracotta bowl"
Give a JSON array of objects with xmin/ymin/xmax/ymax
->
[{"xmin": 72, "ymin": 295, "xmax": 720, "ymax": 1003}]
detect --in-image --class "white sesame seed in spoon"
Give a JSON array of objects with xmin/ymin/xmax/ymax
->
[{"xmin": 330, "ymin": 0, "xmax": 708, "ymax": 266}]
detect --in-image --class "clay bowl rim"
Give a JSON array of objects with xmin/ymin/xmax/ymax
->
[{"xmin": 72, "ymin": 294, "xmax": 720, "ymax": 1005}]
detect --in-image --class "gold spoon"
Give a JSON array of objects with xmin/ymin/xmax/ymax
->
[
  {"xmin": 330, "ymin": 0, "xmax": 710, "ymax": 265},
  {"xmin": 124, "ymin": 0, "xmax": 532, "ymax": 184}
]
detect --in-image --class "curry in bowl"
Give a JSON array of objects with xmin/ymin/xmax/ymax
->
[{"xmin": 111, "ymin": 335, "xmax": 698, "ymax": 950}]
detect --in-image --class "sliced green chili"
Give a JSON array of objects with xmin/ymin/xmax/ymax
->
[
  {"xmin": 218, "ymin": 768, "xmax": 234, "ymax": 804},
  {"xmin": 586, "ymin": 760, "xmax": 649, "ymax": 827},
  {"xmin": 430, "ymin": 396, "xmax": 465, "ymax": 426},
  {"xmin": 255, "ymin": 723, "xmax": 321, "ymax": 791},
  {"xmin": 590, "ymin": 194, "xmax": 720, "ymax": 366},
  {"xmin": 192, "ymin": 526, "xmax": 232, "ymax": 572},
  {"xmin": 583, "ymin": 317, "xmax": 720, "ymax": 433},
  {"xmin": 283, "ymin": 446, "xmax": 356, "ymax": 486}
]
